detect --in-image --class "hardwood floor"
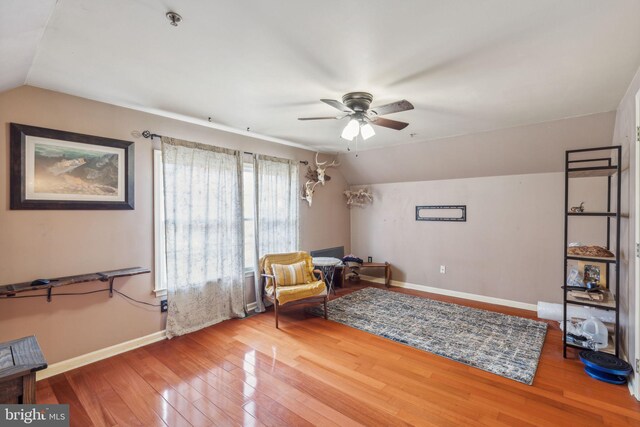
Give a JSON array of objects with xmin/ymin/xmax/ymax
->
[{"xmin": 37, "ymin": 283, "xmax": 640, "ymax": 426}]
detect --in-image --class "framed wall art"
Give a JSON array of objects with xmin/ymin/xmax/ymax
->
[
  {"xmin": 10, "ymin": 123, "xmax": 135, "ymax": 210},
  {"xmin": 416, "ymin": 205, "xmax": 466, "ymax": 222}
]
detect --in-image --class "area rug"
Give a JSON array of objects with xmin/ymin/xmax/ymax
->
[{"xmin": 307, "ymin": 287, "xmax": 547, "ymax": 384}]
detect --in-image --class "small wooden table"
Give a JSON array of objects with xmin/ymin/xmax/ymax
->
[
  {"xmin": 0, "ymin": 336, "xmax": 47, "ymax": 404},
  {"xmin": 342, "ymin": 262, "xmax": 392, "ymax": 288}
]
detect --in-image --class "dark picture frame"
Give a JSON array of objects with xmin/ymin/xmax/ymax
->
[{"xmin": 10, "ymin": 123, "xmax": 135, "ymax": 210}]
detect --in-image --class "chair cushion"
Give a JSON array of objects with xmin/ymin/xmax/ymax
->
[
  {"xmin": 272, "ymin": 261, "xmax": 310, "ymax": 286},
  {"xmin": 266, "ymin": 280, "xmax": 327, "ymax": 305},
  {"xmin": 261, "ymin": 252, "xmax": 315, "ymax": 288},
  {"xmin": 260, "ymin": 252, "xmax": 318, "ymax": 302}
]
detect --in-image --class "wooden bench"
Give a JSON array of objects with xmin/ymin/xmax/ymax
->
[{"xmin": 342, "ymin": 262, "xmax": 392, "ymax": 287}]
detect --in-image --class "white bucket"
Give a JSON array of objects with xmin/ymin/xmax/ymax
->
[{"xmin": 581, "ymin": 317, "xmax": 608, "ymax": 349}]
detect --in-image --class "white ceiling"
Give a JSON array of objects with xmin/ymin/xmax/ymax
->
[
  {"xmin": 7, "ymin": 0, "xmax": 640, "ymax": 152},
  {"xmin": 0, "ymin": 0, "xmax": 56, "ymax": 93}
]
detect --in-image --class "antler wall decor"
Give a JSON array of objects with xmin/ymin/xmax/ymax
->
[
  {"xmin": 301, "ymin": 152, "xmax": 341, "ymax": 206},
  {"xmin": 313, "ymin": 152, "xmax": 340, "ymax": 185},
  {"xmin": 301, "ymin": 179, "xmax": 320, "ymax": 206},
  {"xmin": 344, "ymin": 187, "xmax": 373, "ymax": 208},
  {"xmin": 305, "ymin": 166, "xmax": 326, "ymax": 183}
]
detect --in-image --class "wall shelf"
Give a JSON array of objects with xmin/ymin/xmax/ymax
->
[
  {"xmin": 563, "ymin": 145, "xmax": 621, "ymax": 358},
  {"xmin": 0, "ymin": 267, "xmax": 150, "ymax": 302},
  {"xmin": 566, "ymin": 290, "xmax": 616, "ymax": 311},
  {"xmin": 566, "ymin": 332, "xmax": 616, "ymax": 356},
  {"xmin": 567, "ymin": 212, "xmax": 616, "ymax": 217},
  {"xmin": 567, "ymin": 166, "xmax": 618, "ymax": 178},
  {"xmin": 565, "ymin": 254, "xmax": 616, "ymax": 263}
]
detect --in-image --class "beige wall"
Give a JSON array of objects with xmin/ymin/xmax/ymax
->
[
  {"xmin": 339, "ymin": 111, "xmax": 616, "ymax": 185},
  {"xmin": 0, "ymin": 86, "xmax": 350, "ymax": 364},
  {"xmin": 0, "ymin": 84, "xmax": 624, "ymax": 367},
  {"xmin": 612, "ymin": 65, "xmax": 640, "ymax": 373},
  {"xmin": 346, "ymin": 114, "xmax": 615, "ymax": 306},
  {"xmin": 350, "ymin": 173, "xmax": 606, "ymax": 305}
]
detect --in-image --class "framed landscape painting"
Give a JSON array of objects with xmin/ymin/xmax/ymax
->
[{"xmin": 10, "ymin": 123, "xmax": 134, "ymax": 210}]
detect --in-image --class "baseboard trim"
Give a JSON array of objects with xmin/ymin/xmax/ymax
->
[
  {"xmin": 37, "ymin": 330, "xmax": 167, "ymax": 381},
  {"xmin": 359, "ymin": 275, "xmax": 537, "ymax": 312}
]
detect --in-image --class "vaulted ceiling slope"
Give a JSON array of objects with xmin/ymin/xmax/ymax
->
[
  {"xmin": 0, "ymin": 0, "xmax": 56, "ymax": 93},
  {"xmin": 5, "ymin": 1, "xmax": 640, "ymax": 153}
]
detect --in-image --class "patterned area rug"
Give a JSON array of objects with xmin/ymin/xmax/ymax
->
[{"xmin": 307, "ymin": 287, "xmax": 547, "ymax": 385}]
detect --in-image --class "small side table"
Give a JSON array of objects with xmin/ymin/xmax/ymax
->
[
  {"xmin": 343, "ymin": 262, "xmax": 392, "ymax": 288},
  {"xmin": 0, "ymin": 336, "xmax": 47, "ymax": 404},
  {"xmin": 313, "ymin": 257, "xmax": 342, "ymax": 295}
]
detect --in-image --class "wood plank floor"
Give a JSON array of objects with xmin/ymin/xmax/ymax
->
[{"xmin": 37, "ymin": 283, "xmax": 640, "ymax": 426}]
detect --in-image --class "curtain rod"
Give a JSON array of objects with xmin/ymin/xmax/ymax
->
[{"xmin": 141, "ymin": 130, "xmax": 309, "ymax": 165}]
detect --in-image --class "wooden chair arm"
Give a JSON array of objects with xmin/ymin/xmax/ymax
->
[
  {"xmin": 313, "ymin": 269, "xmax": 325, "ymax": 281},
  {"xmin": 261, "ymin": 273, "xmax": 277, "ymax": 290}
]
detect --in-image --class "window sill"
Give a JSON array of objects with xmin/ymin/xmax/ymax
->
[
  {"xmin": 153, "ymin": 288, "xmax": 167, "ymax": 298},
  {"xmin": 154, "ymin": 273, "xmax": 253, "ymax": 297}
]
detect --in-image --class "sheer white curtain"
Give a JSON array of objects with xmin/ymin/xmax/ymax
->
[
  {"xmin": 161, "ymin": 137, "xmax": 245, "ymax": 338},
  {"xmin": 253, "ymin": 154, "xmax": 299, "ymax": 312}
]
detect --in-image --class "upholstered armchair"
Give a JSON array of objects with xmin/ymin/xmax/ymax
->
[{"xmin": 259, "ymin": 251, "xmax": 328, "ymax": 328}]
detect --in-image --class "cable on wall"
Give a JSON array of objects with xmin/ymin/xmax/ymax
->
[{"xmin": 0, "ymin": 288, "xmax": 161, "ymax": 307}]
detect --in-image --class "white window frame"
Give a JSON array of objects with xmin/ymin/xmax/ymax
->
[
  {"xmin": 243, "ymin": 161, "xmax": 255, "ymax": 276},
  {"xmin": 153, "ymin": 150, "xmax": 167, "ymax": 297},
  {"xmin": 634, "ymin": 89, "xmax": 640, "ymax": 399}
]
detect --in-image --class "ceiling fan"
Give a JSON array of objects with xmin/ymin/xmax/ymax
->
[{"xmin": 298, "ymin": 92, "xmax": 414, "ymax": 141}]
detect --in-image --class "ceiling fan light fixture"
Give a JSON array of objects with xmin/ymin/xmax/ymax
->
[
  {"xmin": 341, "ymin": 119, "xmax": 360, "ymax": 141},
  {"xmin": 360, "ymin": 123, "xmax": 375, "ymax": 140},
  {"xmin": 299, "ymin": 92, "xmax": 413, "ymax": 145}
]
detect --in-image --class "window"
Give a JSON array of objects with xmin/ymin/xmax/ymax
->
[
  {"xmin": 154, "ymin": 151, "xmax": 256, "ymax": 296},
  {"xmin": 153, "ymin": 150, "xmax": 167, "ymax": 296},
  {"xmin": 243, "ymin": 162, "xmax": 255, "ymax": 273}
]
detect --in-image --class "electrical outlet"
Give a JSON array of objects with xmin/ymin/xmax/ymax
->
[
  {"xmin": 160, "ymin": 299, "xmax": 168, "ymax": 313},
  {"xmin": 440, "ymin": 265, "xmax": 446, "ymax": 274}
]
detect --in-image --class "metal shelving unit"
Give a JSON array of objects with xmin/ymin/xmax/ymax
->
[{"xmin": 563, "ymin": 146, "xmax": 621, "ymax": 358}]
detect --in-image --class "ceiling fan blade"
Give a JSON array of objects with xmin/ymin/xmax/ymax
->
[
  {"xmin": 370, "ymin": 116, "xmax": 410, "ymax": 130},
  {"xmin": 370, "ymin": 100, "xmax": 414, "ymax": 116},
  {"xmin": 321, "ymin": 99, "xmax": 354, "ymax": 113},
  {"xmin": 298, "ymin": 115, "xmax": 345, "ymax": 120}
]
